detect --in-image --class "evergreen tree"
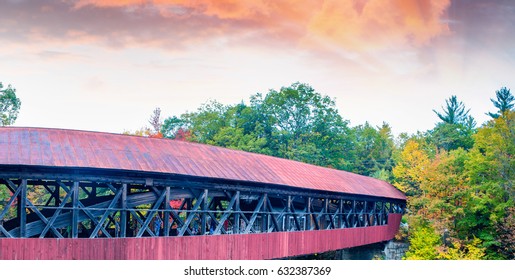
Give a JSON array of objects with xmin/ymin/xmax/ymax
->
[
  {"xmin": 433, "ymin": 95, "xmax": 471, "ymax": 125},
  {"xmin": 431, "ymin": 95, "xmax": 475, "ymax": 151},
  {"xmin": 487, "ymin": 87, "xmax": 514, "ymax": 119}
]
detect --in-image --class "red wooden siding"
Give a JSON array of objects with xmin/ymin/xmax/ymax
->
[{"xmin": 0, "ymin": 214, "xmax": 402, "ymax": 260}]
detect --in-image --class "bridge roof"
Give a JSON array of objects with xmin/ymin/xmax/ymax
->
[{"xmin": 0, "ymin": 127, "xmax": 406, "ymax": 200}]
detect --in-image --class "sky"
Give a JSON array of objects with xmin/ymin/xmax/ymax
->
[{"xmin": 1, "ymin": 0, "xmax": 514, "ymax": 136}]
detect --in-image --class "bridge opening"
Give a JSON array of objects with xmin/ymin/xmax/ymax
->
[{"xmin": 0, "ymin": 174, "xmax": 404, "ymax": 239}]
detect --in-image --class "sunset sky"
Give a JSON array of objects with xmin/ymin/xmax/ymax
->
[{"xmin": 1, "ymin": 0, "xmax": 514, "ymax": 135}]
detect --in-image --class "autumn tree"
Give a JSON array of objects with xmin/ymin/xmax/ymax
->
[
  {"xmin": 398, "ymin": 100, "xmax": 514, "ymax": 259},
  {"xmin": 404, "ymin": 219, "xmax": 442, "ymax": 260},
  {"xmin": 393, "ymin": 140, "xmax": 430, "ymax": 197}
]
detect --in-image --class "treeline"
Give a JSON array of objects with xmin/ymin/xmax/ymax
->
[
  {"xmin": 395, "ymin": 88, "xmax": 514, "ymax": 259},
  {"xmin": 144, "ymin": 82, "xmax": 513, "ymax": 260}
]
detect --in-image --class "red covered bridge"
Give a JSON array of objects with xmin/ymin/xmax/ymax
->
[{"xmin": 0, "ymin": 127, "xmax": 405, "ymax": 260}]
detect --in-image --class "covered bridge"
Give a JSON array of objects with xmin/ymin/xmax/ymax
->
[{"xmin": 0, "ymin": 127, "xmax": 405, "ymax": 259}]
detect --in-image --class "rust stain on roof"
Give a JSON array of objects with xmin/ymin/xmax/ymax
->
[{"xmin": 0, "ymin": 127, "xmax": 406, "ymax": 200}]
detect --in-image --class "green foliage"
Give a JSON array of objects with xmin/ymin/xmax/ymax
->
[
  {"xmin": 161, "ymin": 116, "xmax": 188, "ymax": 139},
  {"xmin": 160, "ymin": 83, "xmax": 355, "ymax": 170},
  {"xmin": 467, "ymin": 111, "xmax": 515, "ymax": 199},
  {"xmin": 351, "ymin": 122, "xmax": 395, "ymax": 176},
  {"xmin": 430, "ymin": 95, "xmax": 475, "ymax": 151},
  {"xmin": 487, "ymin": 87, "xmax": 514, "ymax": 119},
  {"xmin": 433, "ymin": 95, "xmax": 473, "ymax": 125},
  {"xmin": 252, "ymin": 82, "xmax": 352, "ymax": 168},
  {"xmin": 0, "ymin": 186, "xmax": 16, "ymax": 220},
  {"xmin": 430, "ymin": 122, "xmax": 475, "ymax": 151},
  {"xmin": 0, "ymin": 82, "xmax": 21, "ymax": 126}
]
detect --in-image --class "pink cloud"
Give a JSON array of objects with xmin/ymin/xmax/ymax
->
[{"xmin": 5, "ymin": 0, "xmax": 514, "ymax": 57}]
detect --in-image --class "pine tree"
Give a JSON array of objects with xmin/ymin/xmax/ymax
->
[{"xmin": 487, "ymin": 87, "xmax": 514, "ymax": 118}]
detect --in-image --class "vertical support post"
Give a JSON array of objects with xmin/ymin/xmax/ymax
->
[
  {"xmin": 234, "ymin": 191, "xmax": 240, "ymax": 234},
  {"xmin": 164, "ymin": 186, "xmax": 170, "ymax": 237},
  {"xmin": 364, "ymin": 201, "xmax": 368, "ymax": 227},
  {"xmin": 186, "ymin": 198, "xmax": 192, "ymax": 235},
  {"xmin": 261, "ymin": 193, "xmax": 268, "ymax": 232},
  {"xmin": 286, "ymin": 196, "xmax": 291, "ymax": 231},
  {"xmin": 18, "ymin": 179, "xmax": 27, "ymax": 238},
  {"xmin": 338, "ymin": 199, "xmax": 343, "ymax": 228},
  {"xmin": 72, "ymin": 181, "xmax": 79, "ymax": 238},
  {"xmin": 201, "ymin": 189, "xmax": 208, "ymax": 235},
  {"xmin": 54, "ymin": 183, "xmax": 60, "ymax": 207},
  {"xmin": 375, "ymin": 201, "xmax": 379, "ymax": 225},
  {"xmin": 352, "ymin": 200, "xmax": 357, "ymax": 228},
  {"xmin": 306, "ymin": 197, "xmax": 312, "ymax": 230},
  {"xmin": 184, "ymin": 198, "xmax": 191, "ymax": 224},
  {"xmin": 381, "ymin": 201, "xmax": 385, "ymax": 224},
  {"xmin": 324, "ymin": 198, "xmax": 329, "ymax": 229},
  {"xmin": 121, "ymin": 183, "xmax": 127, "ymax": 237}
]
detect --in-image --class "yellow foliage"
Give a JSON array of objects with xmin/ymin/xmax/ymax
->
[
  {"xmin": 393, "ymin": 140, "xmax": 430, "ymax": 195},
  {"xmin": 439, "ymin": 238, "xmax": 486, "ymax": 260}
]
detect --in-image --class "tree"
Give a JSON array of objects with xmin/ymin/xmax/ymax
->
[
  {"xmin": 351, "ymin": 122, "xmax": 395, "ymax": 177},
  {"xmin": 433, "ymin": 95, "xmax": 472, "ymax": 125},
  {"xmin": 462, "ymin": 111, "xmax": 514, "ymax": 258},
  {"xmin": 159, "ymin": 82, "xmax": 353, "ymax": 170},
  {"xmin": 467, "ymin": 111, "xmax": 515, "ymax": 200},
  {"xmin": 404, "ymin": 219, "xmax": 442, "ymax": 260},
  {"xmin": 495, "ymin": 207, "xmax": 515, "ymax": 259},
  {"xmin": 0, "ymin": 82, "xmax": 21, "ymax": 126},
  {"xmin": 487, "ymin": 87, "xmax": 514, "ymax": 119},
  {"xmin": 182, "ymin": 100, "xmax": 228, "ymax": 143},
  {"xmin": 161, "ymin": 116, "xmax": 189, "ymax": 139},
  {"xmin": 431, "ymin": 95, "xmax": 475, "ymax": 151},
  {"xmin": 393, "ymin": 140, "xmax": 431, "ymax": 196},
  {"xmin": 394, "ymin": 88, "xmax": 515, "ymax": 260},
  {"xmin": 440, "ymin": 238, "xmax": 486, "ymax": 260},
  {"xmin": 251, "ymin": 82, "xmax": 352, "ymax": 169},
  {"xmin": 123, "ymin": 108, "xmax": 164, "ymax": 138},
  {"xmin": 431, "ymin": 122, "xmax": 475, "ymax": 151},
  {"xmin": 148, "ymin": 107, "xmax": 162, "ymax": 134}
]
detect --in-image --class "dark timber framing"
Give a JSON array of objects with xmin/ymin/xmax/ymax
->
[{"xmin": 0, "ymin": 167, "xmax": 405, "ymax": 239}]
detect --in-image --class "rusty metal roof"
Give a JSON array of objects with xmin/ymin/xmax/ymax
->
[{"xmin": 0, "ymin": 127, "xmax": 406, "ymax": 200}]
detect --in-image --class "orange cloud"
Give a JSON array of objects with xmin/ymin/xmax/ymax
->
[
  {"xmin": 307, "ymin": 0, "xmax": 451, "ymax": 51},
  {"xmin": 74, "ymin": 0, "xmax": 450, "ymax": 51}
]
